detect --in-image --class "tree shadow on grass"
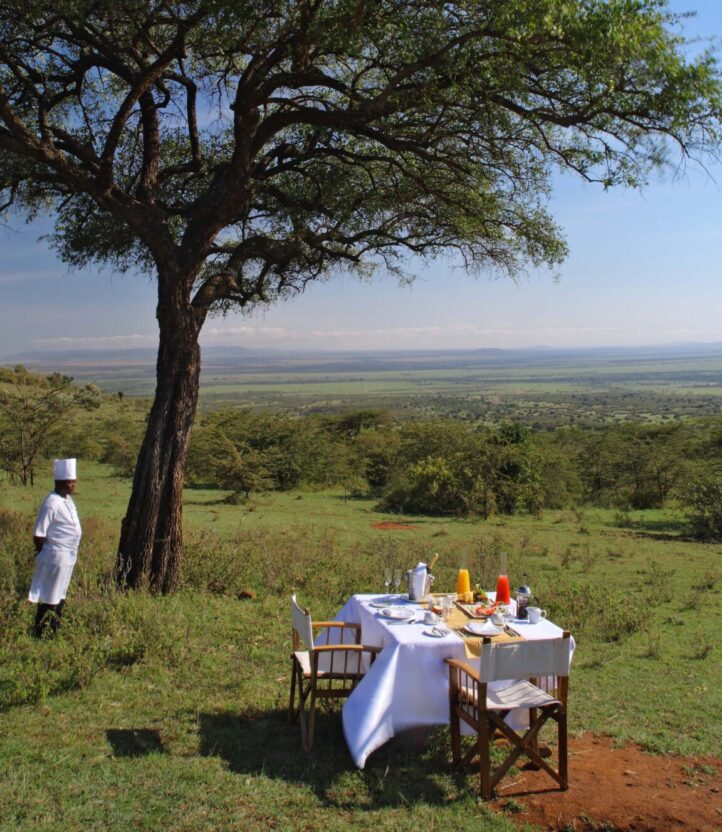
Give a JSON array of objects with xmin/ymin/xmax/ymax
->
[
  {"xmin": 106, "ymin": 728, "xmax": 166, "ymax": 757},
  {"xmin": 625, "ymin": 517, "xmax": 686, "ymax": 540},
  {"xmin": 198, "ymin": 707, "xmax": 466, "ymax": 809}
]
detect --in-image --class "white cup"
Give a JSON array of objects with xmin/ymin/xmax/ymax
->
[
  {"xmin": 527, "ymin": 607, "xmax": 547, "ymax": 625},
  {"xmin": 424, "ymin": 610, "xmax": 438, "ymax": 625}
]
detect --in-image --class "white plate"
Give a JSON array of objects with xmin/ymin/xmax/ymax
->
[
  {"xmin": 423, "ymin": 626, "xmax": 450, "ymax": 638},
  {"xmin": 465, "ymin": 621, "xmax": 502, "ymax": 637},
  {"xmin": 379, "ymin": 607, "xmax": 415, "ymax": 620},
  {"xmin": 369, "ymin": 598, "xmax": 395, "ymax": 608}
]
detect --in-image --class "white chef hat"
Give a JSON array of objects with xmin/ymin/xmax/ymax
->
[{"xmin": 53, "ymin": 458, "xmax": 77, "ymax": 480}]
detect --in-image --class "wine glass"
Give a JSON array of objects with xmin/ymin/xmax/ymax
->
[
  {"xmin": 392, "ymin": 568, "xmax": 403, "ymax": 598},
  {"xmin": 383, "ymin": 567, "xmax": 392, "ymax": 597}
]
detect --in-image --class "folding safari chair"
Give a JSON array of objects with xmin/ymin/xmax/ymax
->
[
  {"xmin": 445, "ymin": 632, "xmax": 571, "ymax": 798},
  {"xmin": 290, "ymin": 594, "xmax": 381, "ymax": 752}
]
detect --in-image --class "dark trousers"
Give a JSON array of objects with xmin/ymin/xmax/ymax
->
[{"xmin": 33, "ymin": 600, "xmax": 65, "ymax": 638}]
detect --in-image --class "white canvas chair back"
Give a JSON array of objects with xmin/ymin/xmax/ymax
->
[
  {"xmin": 291, "ymin": 594, "xmax": 314, "ymax": 651},
  {"xmin": 478, "ymin": 637, "xmax": 571, "ymax": 684}
]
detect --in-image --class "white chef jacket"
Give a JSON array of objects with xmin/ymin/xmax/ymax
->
[{"xmin": 28, "ymin": 492, "xmax": 82, "ymax": 605}]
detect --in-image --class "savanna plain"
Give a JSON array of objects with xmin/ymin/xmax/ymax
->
[{"xmin": 0, "ymin": 347, "xmax": 721, "ymax": 831}]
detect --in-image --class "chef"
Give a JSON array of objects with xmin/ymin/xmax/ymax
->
[{"xmin": 28, "ymin": 458, "xmax": 82, "ymax": 637}]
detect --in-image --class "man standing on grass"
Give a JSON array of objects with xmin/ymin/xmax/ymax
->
[{"xmin": 28, "ymin": 458, "xmax": 82, "ymax": 638}]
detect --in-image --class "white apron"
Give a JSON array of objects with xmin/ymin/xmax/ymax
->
[{"xmin": 28, "ymin": 492, "xmax": 82, "ymax": 605}]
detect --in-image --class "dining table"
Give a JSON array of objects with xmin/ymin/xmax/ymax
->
[{"xmin": 329, "ymin": 593, "xmax": 574, "ymax": 769}]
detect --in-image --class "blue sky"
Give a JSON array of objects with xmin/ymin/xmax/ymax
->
[{"xmin": 1, "ymin": 1, "xmax": 721, "ymax": 358}]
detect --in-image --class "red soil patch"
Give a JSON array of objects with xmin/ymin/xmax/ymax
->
[
  {"xmin": 371, "ymin": 521, "xmax": 417, "ymax": 530},
  {"xmin": 494, "ymin": 734, "xmax": 721, "ymax": 831}
]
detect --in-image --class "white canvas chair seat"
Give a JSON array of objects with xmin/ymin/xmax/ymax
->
[
  {"xmin": 459, "ymin": 678, "xmax": 559, "ymax": 711},
  {"xmin": 289, "ymin": 594, "xmax": 380, "ymax": 752},
  {"xmin": 293, "ymin": 649, "xmax": 365, "ymax": 678},
  {"xmin": 446, "ymin": 632, "xmax": 571, "ymax": 799}
]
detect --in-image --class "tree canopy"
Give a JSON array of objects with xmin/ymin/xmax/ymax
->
[
  {"xmin": 0, "ymin": 0, "xmax": 719, "ymax": 590},
  {"xmin": 2, "ymin": 1, "xmax": 719, "ymax": 299}
]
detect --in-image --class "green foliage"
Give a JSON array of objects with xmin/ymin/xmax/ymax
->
[
  {"xmin": 0, "ymin": 367, "xmax": 101, "ymax": 485},
  {"xmin": 353, "ymin": 425, "xmax": 401, "ymax": 491},
  {"xmin": 188, "ymin": 409, "xmax": 349, "ymax": 494},
  {"xmin": 0, "ymin": 1, "xmax": 719, "ymax": 303},
  {"xmin": 8, "ymin": 363, "xmax": 722, "ymax": 523},
  {"xmin": 682, "ymin": 474, "xmax": 722, "ymax": 541},
  {"xmin": 576, "ymin": 423, "xmax": 692, "ymax": 508},
  {"xmin": 95, "ymin": 411, "xmax": 147, "ymax": 477},
  {"xmin": 380, "ymin": 421, "xmax": 544, "ymax": 517}
]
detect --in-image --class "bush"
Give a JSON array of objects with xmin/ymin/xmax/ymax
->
[
  {"xmin": 381, "ymin": 421, "xmax": 549, "ymax": 518},
  {"xmin": 683, "ymin": 476, "xmax": 722, "ymax": 541}
]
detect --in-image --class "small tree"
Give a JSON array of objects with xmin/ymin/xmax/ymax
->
[
  {"xmin": 683, "ymin": 476, "xmax": 722, "ymax": 541},
  {"xmin": 212, "ymin": 435, "xmax": 275, "ymax": 502},
  {"xmin": 0, "ymin": 368, "xmax": 101, "ymax": 485}
]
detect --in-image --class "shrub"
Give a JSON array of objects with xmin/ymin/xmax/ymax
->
[{"xmin": 682, "ymin": 476, "xmax": 722, "ymax": 541}]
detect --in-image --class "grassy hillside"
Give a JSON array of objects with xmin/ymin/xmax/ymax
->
[{"xmin": 0, "ymin": 464, "xmax": 719, "ymax": 830}]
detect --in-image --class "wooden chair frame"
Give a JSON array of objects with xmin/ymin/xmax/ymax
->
[
  {"xmin": 289, "ymin": 597, "xmax": 381, "ymax": 752},
  {"xmin": 446, "ymin": 632, "xmax": 570, "ymax": 799}
]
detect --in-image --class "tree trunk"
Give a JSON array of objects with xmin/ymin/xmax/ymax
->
[{"xmin": 115, "ymin": 286, "xmax": 202, "ymax": 593}]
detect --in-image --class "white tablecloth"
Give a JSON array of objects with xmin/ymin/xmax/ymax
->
[{"xmin": 336, "ymin": 594, "xmax": 573, "ymax": 769}]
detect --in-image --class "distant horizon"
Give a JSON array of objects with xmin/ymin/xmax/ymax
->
[{"xmin": 6, "ymin": 337, "xmax": 722, "ymax": 365}]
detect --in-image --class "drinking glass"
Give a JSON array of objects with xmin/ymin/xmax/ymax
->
[
  {"xmin": 495, "ymin": 573, "xmax": 511, "ymax": 605},
  {"xmin": 392, "ymin": 569, "xmax": 403, "ymax": 597},
  {"xmin": 383, "ymin": 567, "xmax": 392, "ymax": 596},
  {"xmin": 456, "ymin": 568, "xmax": 471, "ymax": 596},
  {"xmin": 496, "ymin": 552, "xmax": 511, "ymax": 605},
  {"xmin": 441, "ymin": 594, "xmax": 454, "ymax": 620}
]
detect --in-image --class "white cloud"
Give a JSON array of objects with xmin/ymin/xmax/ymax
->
[
  {"xmin": 0, "ymin": 269, "xmax": 58, "ymax": 285},
  {"xmin": 28, "ymin": 323, "xmax": 722, "ymax": 354},
  {"xmin": 32, "ymin": 333, "xmax": 157, "ymax": 348}
]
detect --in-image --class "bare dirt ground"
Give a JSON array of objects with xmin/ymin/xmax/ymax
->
[
  {"xmin": 495, "ymin": 734, "xmax": 721, "ymax": 831},
  {"xmin": 371, "ymin": 521, "xmax": 417, "ymax": 530}
]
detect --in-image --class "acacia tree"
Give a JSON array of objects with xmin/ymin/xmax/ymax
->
[
  {"xmin": 0, "ymin": 367, "xmax": 101, "ymax": 485},
  {"xmin": 0, "ymin": 1, "xmax": 719, "ymax": 591}
]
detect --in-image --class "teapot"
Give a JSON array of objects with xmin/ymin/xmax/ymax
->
[{"xmin": 406, "ymin": 562, "xmax": 435, "ymax": 601}]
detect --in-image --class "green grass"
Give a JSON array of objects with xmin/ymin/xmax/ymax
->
[{"xmin": 0, "ymin": 465, "xmax": 720, "ymax": 830}]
